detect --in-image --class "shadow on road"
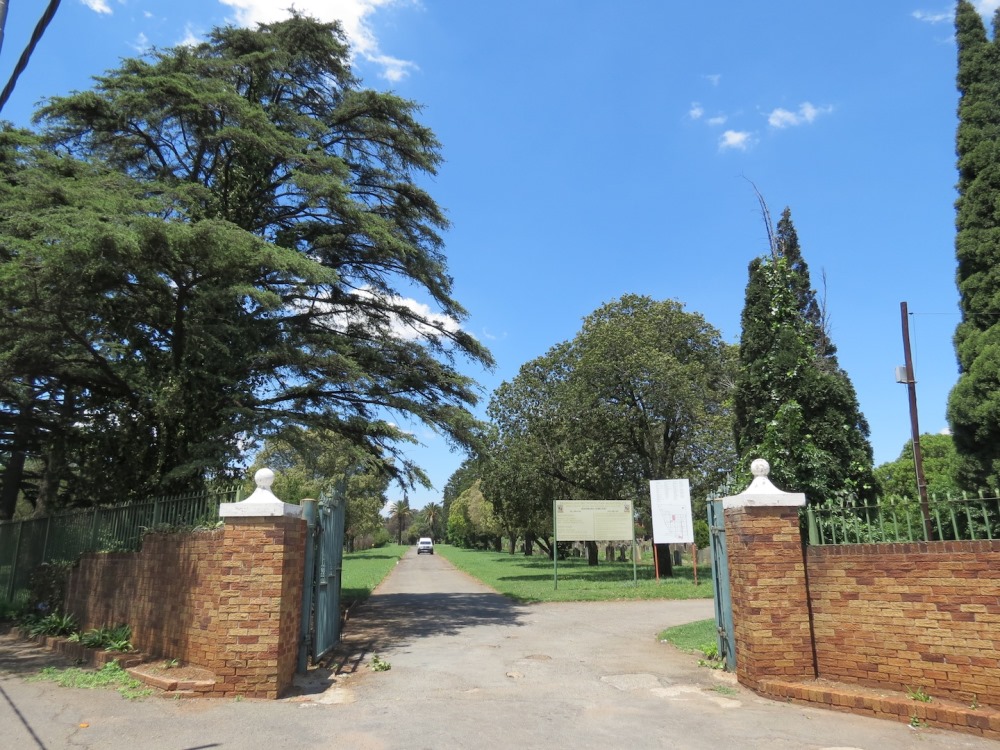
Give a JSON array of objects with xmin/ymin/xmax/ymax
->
[{"xmin": 323, "ymin": 591, "xmax": 525, "ymax": 675}]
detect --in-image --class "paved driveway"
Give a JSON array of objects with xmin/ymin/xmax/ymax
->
[{"xmin": 1, "ymin": 548, "xmax": 996, "ymax": 749}]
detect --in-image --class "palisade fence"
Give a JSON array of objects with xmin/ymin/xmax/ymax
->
[
  {"xmin": 0, "ymin": 485, "xmax": 242, "ymax": 607},
  {"xmin": 804, "ymin": 492, "xmax": 1000, "ymax": 545}
]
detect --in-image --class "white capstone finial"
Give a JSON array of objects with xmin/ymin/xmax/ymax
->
[
  {"xmin": 750, "ymin": 458, "xmax": 769, "ymax": 478},
  {"xmin": 255, "ymin": 468, "xmax": 275, "ymax": 491},
  {"xmin": 218, "ymin": 466, "xmax": 301, "ymax": 518},
  {"xmin": 721, "ymin": 458, "xmax": 806, "ymax": 509}
]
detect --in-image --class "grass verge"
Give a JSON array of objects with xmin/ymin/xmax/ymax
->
[
  {"xmin": 658, "ymin": 617, "xmax": 716, "ymax": 652},
  {"xmin": 341, "ymin": 544, "xmax": 408, "ymax": 605},
  {"xmin": 435, "ymin": 545, "xmax": 713, "ymax": 603},
  {"xmin": 29, "ymin": 661, "xmax": 153, "ymax": 700}
]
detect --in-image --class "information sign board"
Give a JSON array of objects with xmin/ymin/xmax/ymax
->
[
  {"xmin": 554, "ymin": 500, "xmax": 633, "ymax": 542},
  {"xmin": 649, "ymin": 479, "xmax": 693, "ymax": 544}
]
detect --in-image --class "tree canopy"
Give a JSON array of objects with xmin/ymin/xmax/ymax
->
[
  {"xmin": 0, "ymin": 15, "xmax": 491, "ymax": 518},
  {"xmin": 481, "ymin": 294, "xmax": 735, "ymax": 566},
  {"xmin": 733, "ymin": 207, "xmax": 876, "ymax": 502},
  {"xmin": 948, "ymin": 1, "xmax": 1000, "ymax": 490},
  {"xmin": 874, "ymin": 433, "xmax": 962, "ymax": 500}
]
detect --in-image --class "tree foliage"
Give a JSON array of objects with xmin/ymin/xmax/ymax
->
[
  {"xmin": 0, "ymin": 15, "xmax": 491, "ymax": 518},
  {"xmin": 733, "ymin": 207, "xmax": 876, "ymax": 502},
  {"xmin": 948, "ymin": 1, "xmax": 1000, "ymax": 490},
  {"xmin": 481, "ymin": 295, "xmax": 736, "ymax": 565},
  {"xmin": 874, "ymin": 433, "xmax": 962, "ymax": 500}
]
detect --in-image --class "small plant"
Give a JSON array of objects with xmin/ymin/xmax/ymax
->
[
  {"xmin": 370, "ymin": 654, "xmax": 391, "ymax": 672},
  {"xmin": 23, "ymin": 612, "xmax": 77, "ymax": 638},
  {"xmin": 909, "ymin": 714, "xmax": 927, "ymax": 729},
  {"xmin": 30, "ymin": 660, "xmax": 152, "ymax": 700},
  {"xmin": 906, "ymin": 686, "xmax": 932, "ymax": 703},
  {"xmin": 163, "ymin": 658, "xmax": 180, "ymax": 669},
  {"xmin": 75, "ymin": 624, "xmax": 133, "ymax": 652},
  {"xmin": 970, "ymin": 694, "xmax": 979, "ymax": 710},
  {"xmin": 710, "ymin": 685, "xmax": 738, "ymax": 696}
]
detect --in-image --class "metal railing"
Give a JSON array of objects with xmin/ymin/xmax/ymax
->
[
  {"xmin": 804, "ymin": 492, "xmax": 999, "ymax": 545},
  {"xmin": 0, "ymin": 486, "xmax": 241, "ymax": 607}
]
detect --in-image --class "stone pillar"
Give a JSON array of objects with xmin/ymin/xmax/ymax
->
[
  {"xmin": 216, "ymin": 469, "xmax": 306, "ymax": 699},
  {"xmin": 722, "ymin": 459, "xmax": 815, "ymax": 690}
]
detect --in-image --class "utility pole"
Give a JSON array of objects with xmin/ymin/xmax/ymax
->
[{"xmin": 898, "ymin": 301, "xmax": 934, "ymax": 541}]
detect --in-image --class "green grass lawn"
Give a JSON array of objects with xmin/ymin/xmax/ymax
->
[
  {"xmin": 341, "ymin": 544, "xmax": 408, "ymax": 605},
  {"xmin": 435, "ymin": 544, "xmax": 713, "ymax": 603},
  {"xmin": 658, "ymin": 617, "xmax": 717, "ymax": 654}
]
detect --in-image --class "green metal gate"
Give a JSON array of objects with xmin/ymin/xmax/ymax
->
[
  {"xmin": 299, "ymin": 487, "xmax": 346, "ymax": 671},
  {"xmin": 708, "ymin": 499, "xmax": 736, "ymax": 671}
]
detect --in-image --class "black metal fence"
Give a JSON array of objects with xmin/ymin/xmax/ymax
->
[
  {"xmin": 804, "ymin": 493, "xmax": 999, "ymax": 545},
  {"xmin": 0, "ymin": 486, "xmax": 241, "ymax": 607}
]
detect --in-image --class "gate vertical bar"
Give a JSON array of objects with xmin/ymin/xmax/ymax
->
[
  {"xmin": 298, "ymin": 498, "xmax": 318, "ymax": 673},
  {"xmin": 708, "ymin": 499, "xmax": 736, "ymax": 671}
]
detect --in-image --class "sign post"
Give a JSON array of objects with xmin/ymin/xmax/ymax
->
[
  {"xmin": 553, "ymin": 499, "xmax": 635, "ymax": 588},
  {"xmin": 649, "ymin": 479, "xmax": 694, "ymax": 580}
]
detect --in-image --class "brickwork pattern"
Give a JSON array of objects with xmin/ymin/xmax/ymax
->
[
  {"xmin": 724, "ymin": 505, "xmax": 815, "ymax": 688},
  {"xmin": 807, "ymin": 540, "xmax": 1000, "ymax": 710},
  {"xmin": 64, "ymin": 517, "xmax": 306, "ymax": 699}
]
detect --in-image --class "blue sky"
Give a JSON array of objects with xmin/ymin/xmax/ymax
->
[{"xmin": 0, "ymin": 1, "xmax": 992, "ymax": 508}]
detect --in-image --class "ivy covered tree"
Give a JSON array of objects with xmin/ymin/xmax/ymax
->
[
  {"xmin": 0, "ymin": 15, "xmax": 491, "ymax": 517},
  {"xmin": 947, "ymin": 1, "xmax": 1000, "ymax": 490},
  {"xmin": 734, "ymin": 207, "xmax": 876, "ymax": 502}
]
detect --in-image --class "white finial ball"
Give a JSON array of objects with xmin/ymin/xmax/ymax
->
[
  {"xmin": 254, "ymin": 468, "xmax": 275, "ymax": 490},
  {"xmin": 750, "ymin": 458, "xmax": 770, "ymax": 478}
]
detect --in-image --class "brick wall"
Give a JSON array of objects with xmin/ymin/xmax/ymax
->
[
  {"xmin": 807, "ymin": 540, "xmax": 1000, "ymax": 709},
  {"xmin": 64, "ymin": 516, "xmax": 306, "ymax": 699},
  {"xmin": 725, "ymin": 505, "xmax": 815, "ymax": 688},
  {"xmin": 723, "ymin": 501, "xmax": 1000, "ymax": 738}
]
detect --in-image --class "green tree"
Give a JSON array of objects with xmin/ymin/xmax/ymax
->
[
  {"xmin": 482, "ymin": 295, "xmax": 735, "ymax": 572},
  {"xmin": 0, "ymin": 15, "xmax": 491, "ymax": 517},
  {"xmin": 734, "ymin": 208, "xmax": 876, "ymax": 503},
  {"xmin": 387, "ymin": 497, "xmax": 413, "ymax": 545},
  {"xmin": 875, "ymin": 433, "xmax": 962, "ymax": 500},
  {"xmin": 948, "ymin": 1, "xmax": 1000, "ymax": 490}
]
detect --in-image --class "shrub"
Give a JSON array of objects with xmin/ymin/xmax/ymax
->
[{"xmin": 27, "ymin": 560, "xmax": 75, "ymax": 615}]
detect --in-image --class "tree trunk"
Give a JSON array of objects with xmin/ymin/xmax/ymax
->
[
  {"xmin": 586, "ymin": 540, "xmax": 599, "ymax": 566},
  {"xmin": 0, "ymin": 447, "xmax": 26, "ymax": 520},
  {"xmin": 654, "ymin": 542, "xmax": 674, "ymax": 577},
  {"xmin": 524, "ymin": 533, "xmax": 535, "ymax": 556},
  {"xmin": 508, "ymin": 534, "xmax": 516, "ymax": 555}
]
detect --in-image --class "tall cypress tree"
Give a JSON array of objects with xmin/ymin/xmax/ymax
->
[
  {"xmin": 947, "ymin": 1, "xmax": 1000, "ymax": 489},
  {"xmin": 734, "ymin": 207, "xmax": 876, "ymax": 502}
]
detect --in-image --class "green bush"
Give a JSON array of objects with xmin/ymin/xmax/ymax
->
[
  {"xmin": 371, "ymin": 526, "xmax": 392, "ymax": 548},
  {"xmin": 27, "ymin": 560, "xmax": 75, "ymax": 615},
  {"xmin": 69, "ymin": 624, "xmax": 133, "ymax": 652},
  {"xmin": 22, "ymin": 612, "xmax": 77, "ymax": 638},
  {"xmin": 693, "ymin": 519, "xmax": 710, "ymax": 550}
]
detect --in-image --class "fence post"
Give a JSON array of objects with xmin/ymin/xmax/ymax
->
[
  {"xmin": 806, "ymin": 506, "xmax": 819, "ymax": 546},
  {"xmin": 6, "ymin": 521, "xmax": 22, "ymax": 603},
  {"xmin": 88, "ymin": 507, "xmax": 100, "ymax": 551}
]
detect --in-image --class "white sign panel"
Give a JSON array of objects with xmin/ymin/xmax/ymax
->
[
  {"xmin": 555, "ymin": 500, "xmax": 633, "ymax": 542},
  {"xmin": 649, "ymin": 479, "xmax": 693, "ymax": 544}
]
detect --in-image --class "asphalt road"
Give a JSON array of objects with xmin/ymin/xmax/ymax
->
[{"xmin": 1, "ymin": 547, "xmax": 997, "ymax": 750}]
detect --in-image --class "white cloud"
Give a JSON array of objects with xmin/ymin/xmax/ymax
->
[
  {"xmin": 719, "ymin": 130, "xmax": 752, "ymax": 151},
  {"xmin": 705, "ymin": 74, "xmax": 721, "ymax": 86},
  {"xmin": 912, "ymin": 10, "xmax": 952, "ymax": 23},
  {"xmin": 178, "ymin": 24, "xmax": 201, "ymax": 47},
  {"xmin": 707, "ymin": 115, "xmax": 727, "ymax": 126},
  {"xmin": 689, "ymin": 102, "xmax": 704, "ymax": 120},
  {"xmin": 81, "ymin": 0, "xmax": 112, "ymax": 13},
  {"xmin": 306, "ymin": 286, "xmax": 463, "ymax": 343},
  {"xmin": 217, "ymin": 0, "xmax": 419, "ymax": 81},
  {"xmin": 130, "ymin": 32, "xmax": 149, "ymax": 53},
  {"xmin": 978, "ymin": 1, "xmax": 1000, "ymax": 13},
  {"xmin": 767, "ymin": 101, "xmax": 833, "ymax": 128}
]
